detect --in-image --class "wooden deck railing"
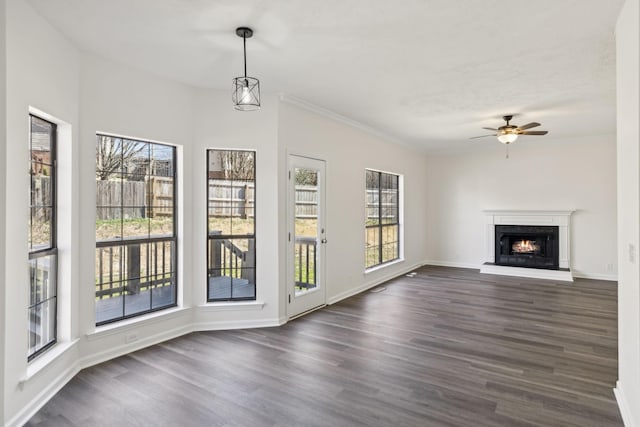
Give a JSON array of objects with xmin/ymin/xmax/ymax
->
[
  {"xmin": 95, "ymin": 237, "xmax": 175, "ymax": 299},
  {"xmin": 207, "ymin": 232, "xmax": 255, "ymax": 284},
  {"xmin": 295, "ymin": 236, "xmax": 317, "ymax": 289}
]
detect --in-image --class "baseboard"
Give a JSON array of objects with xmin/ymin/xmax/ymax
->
[
  {"xmin": 7, "ymin": 362, "xmax": 81, "ymax": 427},
  {"xmin": 423, "ymin": 260, "xmax": 479, "ymax": 269},
  {"xmin": 79, "ymin": 323, "xmax": 193, "ymax": 369},
  {"xmin": 327, "ymin": 262, "xmax": 423, "ymax": 305},
  {"xmin": 614, "ymin": 382, "xmax": 638, "ymax": 427},
  {"xmin": 190, "ymin": 317, "xmax": 283, "ymax": 332},
  {"xmin": 572, "ymin": 271, "xmax": 618, "ymax": 281}
]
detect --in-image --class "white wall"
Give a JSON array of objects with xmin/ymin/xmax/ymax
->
[
  {"xmin": 191, "ymin": 90, "xmax": 282, "ymax": 328},
  {"xmin": 78, "ymin": 52, "xmax": 196, "ymax": 325},
  {"xmin": 615, "ymin": 0, "xmax": 640, "ymax": 425},
  {"xmin": 76, "ymin": 52, "xmax": 197, "ymax": 366},
  {"xmin": 277, "ymin": 100, "xmax": 429, "ymax": 308},
  {"xmin": 4, "ymin": 0, "xmax": 80, "ymax": 422},
  {"xmin": 0, "ymin": 0, "xmax": 7, "ymax": 420},
  {"xmin": 425, "ymin": 135, "xmax": 617, "ymax": 280}
]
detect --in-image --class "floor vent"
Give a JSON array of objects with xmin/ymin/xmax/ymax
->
[{"xmin": 370, "ymin": 287, "xmax": 387, "ymax": 293}]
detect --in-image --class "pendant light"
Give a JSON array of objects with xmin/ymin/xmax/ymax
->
[{"xmin": 232, "ymin": 27, "xmax": 260, "ymax": 111}]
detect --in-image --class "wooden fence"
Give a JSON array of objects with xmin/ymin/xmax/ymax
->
[
  {"xmin": 93, "ymin": 179, "xmax": 397, "ymax": 220},
  {"xmin": 31, "ymin": 176, "xmax": 51, "ymax": 206},
  {"xmin": 96, "ymin": 177, "xmax": 173, "ymax": 220},
  {"xmin": 295, "ymin": 185, "xmax": 317, "ymax": 218},
  {"xmin": 207, "ymin": 180, "xmax": 255, "ymax": 218},
  {"xmin": 149, "ymin": 177, "xmax": 173, "ymax": 217}
]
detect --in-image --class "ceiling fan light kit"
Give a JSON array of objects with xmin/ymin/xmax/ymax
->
[
  {"xmin": 471, "ymin": 115, "xmax": 548, "ymax": 145},
  {"xmin": 497, "ymin": 133, "xmax": 518, "ymax": 144},
  {"xmin": 232, "ymin": 27, "xmax": 261, "ymax": 111}
]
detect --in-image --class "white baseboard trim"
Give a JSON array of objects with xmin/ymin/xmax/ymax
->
[
  {"xmin": 615, "ymin": 382, "xmax": 638, "ymax": 427},
  {"xmin": 79, "ymin": 324, "xmax": 193, "ymax": 369},
  {"xmin": 7, "ymin": 362, "xmax": 81, "ymax": 427},
  {"xmin": 572, "ymin": 271, "xmax": 618, "ymax": 281},
  {"xmin": 327, "ymin": 262, "xmax": 423, "ymax": 305},
  {"xmin": 191, "ymin": 317, "xmax": 283, "ymax": 332},
  {"xmin": 423, "ymin": 260, "xmax": 479, "ymax": 269}
]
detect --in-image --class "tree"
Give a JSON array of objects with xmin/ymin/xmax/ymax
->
[
  {"xmin": 96, "ymin": 135, "xmax": 146, "ymax": 181},
  {"xmin": 295, "ymin": 168, "xmax": 317, "ymax": 186},
  {"xmin": 217, "ymin": 150, "xmax": 254, "ymax": 180}
]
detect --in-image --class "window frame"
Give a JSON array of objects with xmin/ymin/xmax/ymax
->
[
  {"xmin": 206, "ymin": 149, "xmax": 257, "ymax": 302},
  {"xmin": 94, "ymin": 134, "xmax": 178, "ymax": 326},
  {"xmin": 28, "ymin": 114, "xmax": 58, "ymax": 361},
  {"xmin": 365, "ymin": 169, "xmax": 401, "ymax": 269}
]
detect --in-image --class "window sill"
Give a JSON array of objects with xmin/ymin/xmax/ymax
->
[
  {"xmin": 364, "ymin": 258, "xmax": 405, "ymax": 274},
  {"xmin": 21, "ymin": 338, "xmax": 80, "ymax": 386},
  {"xmin": 198, "ymin": 301, "xmax": 265, "ymax": 312},
  {"xmin": 87, "ymin": 306, "xmax": 190, "ymax": 341}
]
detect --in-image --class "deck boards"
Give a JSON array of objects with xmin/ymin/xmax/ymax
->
[{"xmin": 27, "ymin": 266, "xmax": 623, "ymax": 426}]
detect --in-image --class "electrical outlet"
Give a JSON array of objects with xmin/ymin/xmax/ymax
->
[
  {"xmin": 607, "ymin": 263, "xmax": 615, "ymax": 272},
  {"xmin": 629, "ymin": 244, "xmax": 636, "ymax": 264},
  {"xmin": 125, "ymin": 333, "xmax": 138, "ymax": 344}
]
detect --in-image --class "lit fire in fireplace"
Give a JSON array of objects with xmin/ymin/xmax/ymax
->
[{"xmin": 512, "ymin": 239, "xmax": 539, "ymax": 254}]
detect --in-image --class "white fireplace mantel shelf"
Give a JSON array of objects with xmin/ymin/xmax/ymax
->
[{"xmin": 480, "ymin": 209, "xmax": 575, "ymax": 282}]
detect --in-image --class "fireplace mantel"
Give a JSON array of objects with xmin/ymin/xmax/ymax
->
[{"xmin": 480, "ymin": 210, "xmax": 575, "ymax": 281}]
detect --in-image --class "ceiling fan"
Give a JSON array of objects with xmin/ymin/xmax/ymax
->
[{"xmin": 471, "ymin": 115, "xmax": 548, "ymax": 144}]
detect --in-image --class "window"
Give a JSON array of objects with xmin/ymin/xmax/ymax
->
[
  {"xmin": 207, "ymin": 150, "xmax": 256, "ymax": 301},
  {"xmin": 29, "ymin": 115, "xmax": 57, "ymax": 360},
  {"xmin": 365, "ymin": 169, "xmax": 400, "ymax": 268},
  {"xmin": 95, "ymin": 135, "xmax": 177, "ymax": 325}
]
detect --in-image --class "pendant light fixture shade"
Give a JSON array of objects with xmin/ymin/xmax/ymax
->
[
  {"xmin": 232, "ymin": 27, "xmax": 260, "ymax": 111},
  {"xmin": 232, "ymin": 77, "xmax": 260, "ymax": 111}
]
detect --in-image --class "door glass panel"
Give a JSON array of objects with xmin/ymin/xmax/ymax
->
[{"xmin": 294, "ymin": 167, "xmax": 318, "ymax": 296}]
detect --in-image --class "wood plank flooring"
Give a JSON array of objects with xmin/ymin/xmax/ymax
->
[{"xmin": 26, "ymin": 266, "xmax": 623, "ymax": 426}]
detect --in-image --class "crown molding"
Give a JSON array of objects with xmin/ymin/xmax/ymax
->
[{"xmin": 277, "ymin": 93, "xmax": 421, "ymax": 151}]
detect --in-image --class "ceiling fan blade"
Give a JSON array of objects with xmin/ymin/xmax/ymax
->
[
  {"xmin": 517, "ymin": 122, "xmax": 541, "ymax": 131},
  {"xmin": 520, "ymin": 130, "xmax": 548, "ymax": 135},
  {"xmin": 482, "ymin": 127, "xmax": 498, "ymax": 131},
  {"xmin": 469, "ymin": 134, "xmax": 496, "ymax": 139}
]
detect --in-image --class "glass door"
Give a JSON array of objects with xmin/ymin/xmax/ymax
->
[{"xmin": 287, "ymin": 155, "xmax": 326, "ymax": 318}]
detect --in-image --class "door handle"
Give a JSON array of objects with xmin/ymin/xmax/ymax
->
[{"xmin": 321, "ymin": 238, "xmax": 327, "ymax": 244}]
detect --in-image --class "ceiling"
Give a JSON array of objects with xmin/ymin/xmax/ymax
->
[{"xmin": 28, "ymin": 0, "xmax": 624, "ymax": 151}]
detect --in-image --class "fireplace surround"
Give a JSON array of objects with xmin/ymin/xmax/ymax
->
[
  {"xmin": 494, "ymin": 225, "xmax": 559, "ymax": 269},
  {"xmin": 480, "ymin": 210, "xmax": 574, "ymax": 281}
]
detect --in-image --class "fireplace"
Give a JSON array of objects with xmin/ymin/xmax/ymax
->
[
  {"xmin": 481, "ymin": 210, "xmax": 573, "ymax": 281},
  {"xmin": 495, "ymin": 225, "xmax": 559, "ymax": 270}
]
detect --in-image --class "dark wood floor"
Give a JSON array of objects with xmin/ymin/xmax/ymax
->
[{"xmin": 27, "ymin": 266, "xmax": 623, "ymax": 427}]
